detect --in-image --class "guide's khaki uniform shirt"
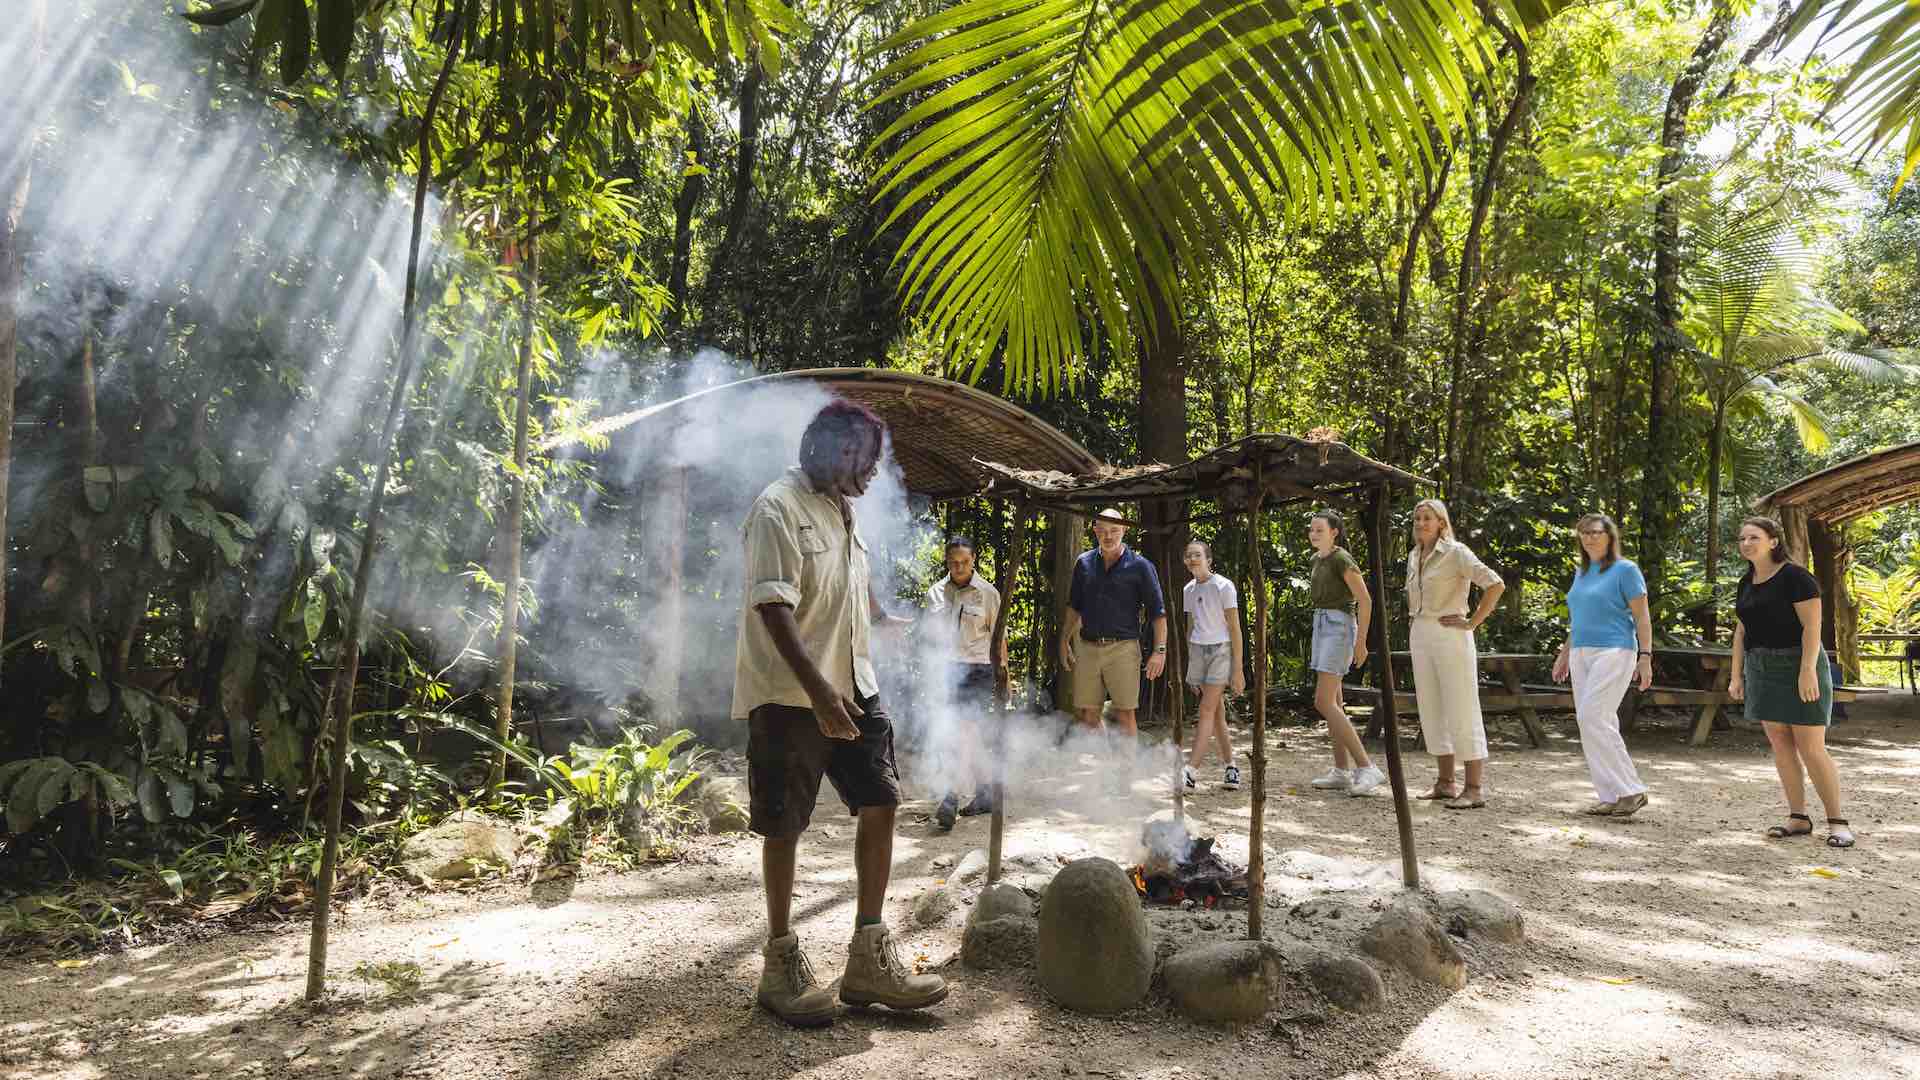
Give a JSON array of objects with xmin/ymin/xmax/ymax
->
[
  {"xmin": 730, "ymin": 468, "xmax": 877, "ymax": 720},
  {"xmin": 1405, "ymin": 537, "xmax": 1503, "ymax": 621},
  {"xmin": 927, "ymin": 574, "xmax": 1001, "ymax": 665}
]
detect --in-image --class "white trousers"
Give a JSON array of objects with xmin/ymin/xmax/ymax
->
[
  {"xmin": 1570, "ymin": 647, "xmax": 1648, "ymax": 801},
  {"xmin": 1410, "ymin": 618, "xmax": 1487, "ymax": 762}
]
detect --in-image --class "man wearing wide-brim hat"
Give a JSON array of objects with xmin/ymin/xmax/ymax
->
[{"xmin": 1059, "ymin": 508, "xmax": 1168, "ymax": 790}]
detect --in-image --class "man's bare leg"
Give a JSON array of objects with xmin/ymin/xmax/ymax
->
[
  {"xmin": 853, "ymin": 806, "xmax": 895, "ymax": 923},
  {"xmin": 764, "ymin": 834, "xmax": 799, "ymax": 939}
]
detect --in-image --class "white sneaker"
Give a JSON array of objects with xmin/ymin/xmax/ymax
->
[
  {"xmin": 1182, "ymin": 765, "xmax": 1197, "ymax": 790},
  {"xmin": 1222, "ymin": 765, "xmax": 1241, "ymax": 790},
  {"xmin": 1348, "ymin": 765, "xmax": 1385, "ymax": 797},
  {"xmin": 1309, "ymin": 768, "xmax": 1352, "ymax": 790}
]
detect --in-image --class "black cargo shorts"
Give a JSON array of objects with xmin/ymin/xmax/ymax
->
[{"xmin": 746, "ymin": 692, "xmax": 901, "ymax": 837}]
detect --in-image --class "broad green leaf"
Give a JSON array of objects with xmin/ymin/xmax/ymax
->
[
  {"xmin": 316, "ymin": 0, "xmax": 354, "ymax": 78},
  {"xmin": 182, "ymin": 0, "xmax": 262, "ymax": 27},
  {"xmin": 150, "ymin": 509, "xmax": 174, "ymax": 570},
  {"xmin": 303, "ymin": 579, "xmax": 326, "ymax": 643},
  {"xmin": 280, "ymin": 0, "xmax": 311, "ymax": 84},
  {"xmin": 136, "ymin": 768, "xmax": 167, "ymax": 825}
]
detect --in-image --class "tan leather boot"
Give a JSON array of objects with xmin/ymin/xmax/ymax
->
[
  {"xmin": 757, "ymin": 933, "xmax": 837, "ymax": 1027},
  {"xmin": 840, "ymin": 923, "xmax": 949, "ymax": 1010}
]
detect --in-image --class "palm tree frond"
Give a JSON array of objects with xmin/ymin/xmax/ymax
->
[{"xmin": 863, "ymin": 0, "xmax": 1571, "ymax": 393}]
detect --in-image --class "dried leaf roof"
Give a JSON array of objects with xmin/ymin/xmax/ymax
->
[
  {"xmin": 1758, "ymin": 440, "xmax": 1920, "ymax": 524},
  {"xmin": 979, "ymin": 433, "xmax": 1430, "ymax": 511},
  {"xmin": 550, "ymin": 368, "xmax": 1101, "ymax": 499}
]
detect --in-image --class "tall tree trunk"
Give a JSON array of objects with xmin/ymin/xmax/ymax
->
[
  {"xmin": 1377, "ymin": 149, "xmax": 1452, "ymax": 466},
  {"xmin": 1445, "ymin": 13, "xmax": 1532, "ymax": 501},
  {"xmin": 1644, "ymin": 5, "xmax": 1734, "ymax": 624},
  {"xmin": 698, "ymin": 63, "xmax": 763, "ymax": 351},
  {"xmin": 0, "ymin": 0, "xmax": 45, "ymax": 662},
  {"xmin": 308, "ymin": 7, "xmax": 466, "ymax": 1002},
  {"xmin": 1704, "ymin": 397, "xmax": 1727, "ymax": 642},
  {"xmin": 664, "ymin": 104, "xmax": 707, "ymax": 343},
  {"xmin": 1138, "ymin": 274, "xmax": 1187, "ymax": 720},
  {"xmin": 491, "ymin": 185, "xmax": 540, "ymax": 789}
]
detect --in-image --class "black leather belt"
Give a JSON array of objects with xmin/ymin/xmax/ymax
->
[{"xmin": 1079, "ymin": 632, "xmax": 1136, "ymax": 644}]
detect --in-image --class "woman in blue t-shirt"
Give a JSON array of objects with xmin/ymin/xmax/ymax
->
[{"xmin": 1550, "ymin": 514, "xmax": 1653, "ymax": 817}]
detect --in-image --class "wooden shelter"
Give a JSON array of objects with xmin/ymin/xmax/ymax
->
[
  {"xmin": 577, "ymin": 375, "xmax": 1430, "ymax": 929},
  {"xmin": 1758, "ymin": 440, "xmax": 1920, "ymax": 679},
  {"xmin": 558, "ymin": 368, "xmax": 1102, "ymax": 722},
  {"xmin": 978, "ymin": 433, "xmax": 1432, "ymax": 936}
]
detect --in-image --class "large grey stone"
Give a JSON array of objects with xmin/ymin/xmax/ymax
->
[
  {"xmin": 1292, "ymin": 947, "xmax": 1388, "ymax": 1013},
  {"xmin": 911, "ymin": 886, "xmax": 961, "ymax": 928},
  {"xmin": 1036, "ymin": 858, "xmax": 1154, "ymax": 1014},
  {"xmin": 974, "ymin": 882, "xmax": 1033, "ymax": 923},
  {"xmin": 699, "ymin": 776, "xmax": 751, "ymax": 834},
  {"xmin": 1360, "ymin": 894, "xmax": 1466, "ymax": 989},
  {"xmin": 401, "ymin": 815, "xmax": 518, "ymax": 881},
  {"xmin": 1436, "ymin": 889, "xmax": 1525, "ymax": 944},
  {"xmin": 962, "ymin": 915, "xmax": 1038, "ymax": 970},
  {"xmin": 1162, "ymin": 941, "xmax": 1287, "ymax": 1024}
]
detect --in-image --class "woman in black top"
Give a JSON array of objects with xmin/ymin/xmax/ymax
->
[{"xmin": 1727, "ymin": 516, "xmax": 1852, "ymax": 847}]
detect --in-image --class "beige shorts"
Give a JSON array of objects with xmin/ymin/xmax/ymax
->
[{"xmin": 1071, "ymin": 638, "xmax": 1142, "ymax": 710}]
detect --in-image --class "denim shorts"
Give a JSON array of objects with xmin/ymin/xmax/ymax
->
[
  {"xmin": 1187, "ymin": 641, "xmax": 1232, "ymax": 686},
  {"xmin": 1309, "ymin": 609, "xmax": 1356, "ymax": 674}
]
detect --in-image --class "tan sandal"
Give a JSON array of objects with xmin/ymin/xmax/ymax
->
[
  {"xmin": 1611, "ymin": 793, "xmax": 1648, "ymax": 818},
  {"xmin": 1417, "ymin": 785, "xmax": 1458, "ymax": 801},
  {"xmin": 1582, "ymin": 800, "xmax": 1618, "ymax": 816}
]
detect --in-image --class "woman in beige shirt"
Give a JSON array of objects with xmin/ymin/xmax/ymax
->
[{"xmin": 1405, "ymin": 499, "xmax": 1504, "ymax": 809}]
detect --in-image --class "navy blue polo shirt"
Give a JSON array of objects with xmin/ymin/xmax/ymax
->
[{"xmin": 1069, "ymin": 545, "xmax": 1166, "ymax": 639}]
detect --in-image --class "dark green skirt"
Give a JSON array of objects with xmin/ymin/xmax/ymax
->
[{"xmin": 1744, "ymin": 646, "xmax": 1833, "ymax": 727}]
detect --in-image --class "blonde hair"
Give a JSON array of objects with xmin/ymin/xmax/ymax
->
[{"xmin": 1411, "ymin": 498, "xmax": 1454, "ymax": 541}]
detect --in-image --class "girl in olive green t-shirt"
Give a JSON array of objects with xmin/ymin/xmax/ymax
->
[{"xmin": 1306, "ymin": 511, "xmax": 1379, "ymax": 796}]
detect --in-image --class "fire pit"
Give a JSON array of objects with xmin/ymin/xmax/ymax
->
[{"xmin": 1130, "ymin": 817, "xmax": 1249, "ymax": 909}]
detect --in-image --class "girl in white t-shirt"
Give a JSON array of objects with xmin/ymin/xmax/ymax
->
[{"xmin": 1180, "ymin": 541, "xmax": 1245, "ymax": 790}]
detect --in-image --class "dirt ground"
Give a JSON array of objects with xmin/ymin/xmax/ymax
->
[{"xmin": 3, "ymin": 694, "xmax": 1917, "ymax": 1080}]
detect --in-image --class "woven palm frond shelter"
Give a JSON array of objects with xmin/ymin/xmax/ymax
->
[
  {"xmin": 1758, "ymin": 440, "xmax": 1920, "ymax": 677},
  {"xmin": 550, "ymin": 367, "xmax": 1100, "ymax": 498},
  {"xmin": 977, "ymin": 433, "xmax": 1427, "ymax": 514}
]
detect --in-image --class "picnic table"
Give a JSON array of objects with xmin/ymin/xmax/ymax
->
[
  {"xmin": 1352, "ymin": 646, "xmax": 1886, "ymax": 750},
  {"xmin": 1360, "ymin": 652, "xmax": 1562, "ymax": 748},
  {"xmin": 1648, "ymin": 646, "xmax": 1887, "ymax": 745}
]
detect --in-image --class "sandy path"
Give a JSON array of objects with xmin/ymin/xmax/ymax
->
[{"xmin": 3, "ymin": 697, "xmax": 1916, "ymax": 1080}]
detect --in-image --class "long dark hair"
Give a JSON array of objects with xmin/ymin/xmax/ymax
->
[
  {"xmin": 1739, "ymin": 515, "xmax": 1792, "ymax": 566},
  {"xmin": 1575, "ymin": 513, "xmax": 1622, "ymax": 574}
]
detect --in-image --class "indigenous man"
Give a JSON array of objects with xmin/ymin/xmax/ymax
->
[
  {"xmin": 1059, "ymin": 508, "xmax": 1168, "ymax": 789},
  {"xmin": 924, "ymin": 535, "xmax": 1007, "ymax": 831},
  {"xmin": 732, "ymin": 399, "xmax": 947, "ymax": 1027}
]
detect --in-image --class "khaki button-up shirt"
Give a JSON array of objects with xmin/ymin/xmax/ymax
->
[
  {"xmin": 927, "ymin": 574, "xmax": 1001, "ymax": 665},
  {"xmin": 731, "ymin": 468, "xmax": 877, "ymax": 720},
  {"xmin": 1405, "ymin": 537, "xmax": 1502, "ymax": 620}
]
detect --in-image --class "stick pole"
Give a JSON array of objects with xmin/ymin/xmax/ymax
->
[
  {"xmin": 986, "ymin": 501, "xmax": 1028, "ymax": 885},
  {"xmin": 1159, "ymin": 538, "xmax": 1186, "ymax": 822},
  {"xmin": 1368, "ymin": 486, "xmax": 1419, "ymax": 889},
  {"xmin": 1246, "ymin": 467, "xmax": 1268, "ymax": 939}
]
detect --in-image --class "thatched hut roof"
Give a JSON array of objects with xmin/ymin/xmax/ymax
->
[
  {"xmin": 550, "ymin": 368, "xmax": 1101, "ymax": 500},
  {"xmin": 978, "ymin": 433, "xmax": 1429, "ymax": 512},
  {"xmin": 1758, "ymin": 440, "xmax": 1920, "ymax": 524}
]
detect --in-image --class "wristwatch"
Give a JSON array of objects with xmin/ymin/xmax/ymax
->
[{"xmin": 1154, "ymin": 645, "xmax": 1167, "ymax": 654}]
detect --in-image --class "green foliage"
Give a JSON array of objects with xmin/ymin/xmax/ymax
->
[
  {"xmin": 1851, "ymin": 561, "xmax": 1920, "ymax": 634},
  {"xmin": 865, "ymin": 0, "xmax": 1572, "ymax": 393}
]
